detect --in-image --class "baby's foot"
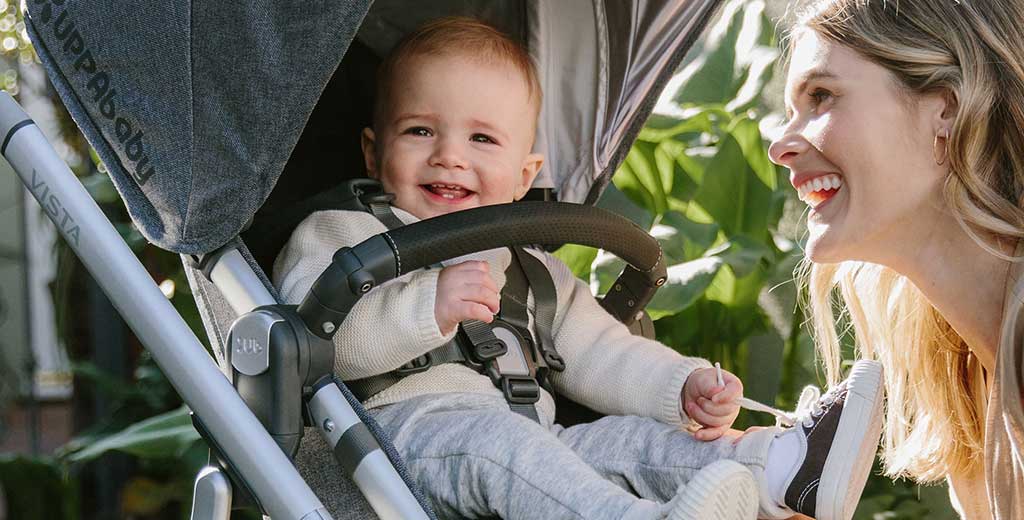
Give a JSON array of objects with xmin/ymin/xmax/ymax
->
[
  {"xmin": 667, "ymin": 459, "xmax": 757, "ymax": 520},
  {"xmin": 772, "ymin": 359, "xmax": 884, "ymax": 520}
]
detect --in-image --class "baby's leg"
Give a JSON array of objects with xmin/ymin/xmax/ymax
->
[
  {"xmin": 558, "ymin": 360, "xmax": 885, "ymax": 520},
  {"xmin": 554, "ymin": 415, "xmax": 774, "ymax": 504},
  {"xmin": 370, "ymin": 393, "xmax": 665, "ymax": 520}
]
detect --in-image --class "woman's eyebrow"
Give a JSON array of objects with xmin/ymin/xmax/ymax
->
[
  {"xmin": 794, "ymin": 69, "xmax": 838, "ymax": 95},
  {"xmin": 785, "ymin": 68, "xmax": 838, "ymax": 117}
]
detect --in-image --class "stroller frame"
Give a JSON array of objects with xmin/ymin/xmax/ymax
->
[{"xmin": 0, "ymin": 93, "xmax": 429, "ymax": 520}]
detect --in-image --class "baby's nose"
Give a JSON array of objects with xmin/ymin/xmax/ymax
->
[{"xmin": 430, "ymin": 139, "xmax": 469, "ymax": 170}]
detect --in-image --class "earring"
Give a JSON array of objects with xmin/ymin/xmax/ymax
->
[{"xmin": 933, "ymin": 129, "xmax": 950, "ymax": 166}]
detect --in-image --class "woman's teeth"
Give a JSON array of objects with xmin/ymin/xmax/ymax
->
[{"xmin": 796, "ymin": 174, "xmax": 843, "ymax": 207}]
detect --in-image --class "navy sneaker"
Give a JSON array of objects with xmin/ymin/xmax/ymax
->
[{"xmin": 771, "ymin": 360, "xmax": 885, "ymax": 520}]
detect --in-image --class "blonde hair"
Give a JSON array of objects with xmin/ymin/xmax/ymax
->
[
  {"xmin": 373, "ymin": 16, "xmax": 542, "ymax": 130},
  {"xmin": 791, "ymin": 0, "xmax": 1024, "ymax": 482}
]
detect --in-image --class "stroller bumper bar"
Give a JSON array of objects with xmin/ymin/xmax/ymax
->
[{"xmin": 298, "ymin": 201, "xmax": 668, "ymax": 341}]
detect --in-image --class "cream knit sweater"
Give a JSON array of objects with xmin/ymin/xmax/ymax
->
[{"xmin": 273, "ymin": 207, "xmax": 711, "ymax": 427}]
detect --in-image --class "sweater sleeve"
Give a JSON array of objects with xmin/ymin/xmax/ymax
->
[
  {"xmin": 539, "ymin": 252, "xmax": 712, "ymax": 426},
  {"xmin": 272, "ymin": 211, "xmax": 455, "ymax": 380}
]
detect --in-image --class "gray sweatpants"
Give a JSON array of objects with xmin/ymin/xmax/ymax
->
[{"xmin": 369, "ymin": 393, "xmax": 774, "ymax": 520}]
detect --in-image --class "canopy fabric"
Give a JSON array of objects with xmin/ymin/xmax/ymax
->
[{"xmin": 25, "ymin": 0, "xmax": 721, "ymax": 255}]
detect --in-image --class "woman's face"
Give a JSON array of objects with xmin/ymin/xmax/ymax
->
[{"xmin": 768, "ymin": 30, "xmax": 948, "ymax": 264}]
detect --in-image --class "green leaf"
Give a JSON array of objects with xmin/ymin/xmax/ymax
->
[
  {"xmin": 64, "ymin": 406, "xmax": 201, "ymax": 463},
  {"xmin": 727, "ymin": 116, "xmax": 777, "ymax": 190},
  {"xmin": 670, "ymin": 0, "xmax": 776, "ymax": 108},
  {"xmin": 706, "ymin": 234, "xmax": 772, "ymax": 277},
  {"xmin": 0, "ymin": 455, "xmax": 79, "ymax": 519},
  {"xmin": 742, "ymin": 330, "xmax": 784, "ymax": 405},
  {"xmin": 653, "ymin": 211, "xmax": 719, "ymax": 263},
  {"xmin": 553, "ymin": 244, "xmax": 598, "ymax": 281},
  {"xmin": 646, "ymin": 257, "xmax": 724, "ymax": 319},
  {"xmin": 691, "ymin": 133, "xmax": 773, "ymax": 240},
  {"xmin": 704, "ymin": 260, "xmax": 767, "ymax": 310},
  {"xmin": 639, "ymin": 108, "xmax": 717, "ymax": 141},
  {"xmin": 597, "ymin": 183, "xmax": 655, "ymax": 229},
  {"xmin": 620, "ymin": 140, "xmax": 669, "ymax": 216},
  {"xmin": 671, "ymin": 0, "xmax": 747, "ymax": 105}
]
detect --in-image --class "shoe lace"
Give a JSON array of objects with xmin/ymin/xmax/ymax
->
[{"xmin": 736, "ymin": 385, "xmax": 830, "ymax": 428}]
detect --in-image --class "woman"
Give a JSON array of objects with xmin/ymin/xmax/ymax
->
[{"xmin": 767, "ymin": 1, "xmax": 1024, "ymax": 518}]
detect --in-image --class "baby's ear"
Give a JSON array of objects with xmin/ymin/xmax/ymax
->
[
  {"xmin": 361, "ymin": 128, "xmax": 378, "ymax": 178},
  {"xmin": 515, "ymin": 152, "xmax": 545, "ymax": 200}
]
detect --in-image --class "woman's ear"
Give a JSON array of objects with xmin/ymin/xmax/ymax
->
[
  {"xmin": 515, "ymin": 153, "xmax": 545, "ymax": 200},
  {"xmin": 933, "ymin": 89, "xmax": 959, "ymax": 135},
  {"xmin": 361, "ymin": 128, "xmax": 378, "ymax": 179}
]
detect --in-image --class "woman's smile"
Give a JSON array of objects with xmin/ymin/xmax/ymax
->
[{"xmin": 794, "ymin": 173, "xmax": 844, "ymax": 209}]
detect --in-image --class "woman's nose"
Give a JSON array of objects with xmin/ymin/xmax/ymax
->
[
  {"xmin": 768, "ymin": 130, "xmax": 809, "ymax": 168},
  {"xmin": 429, "ymin": 138, "xmax": 469, "ymax": 170}
]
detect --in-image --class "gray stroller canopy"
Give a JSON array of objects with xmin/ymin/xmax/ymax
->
[{"xmin": 25, "ymin": 0, "xmax": 721, "ymax": 255}]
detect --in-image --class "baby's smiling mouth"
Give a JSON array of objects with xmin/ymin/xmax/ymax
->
[{"xmin": 421, "ymin": 183, "xmax": 475, "ymax": 200}]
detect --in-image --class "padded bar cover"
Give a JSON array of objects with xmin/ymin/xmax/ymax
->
[{"xmin": 380, "ymin": 201, "xmax": 663, "ymax": 278}]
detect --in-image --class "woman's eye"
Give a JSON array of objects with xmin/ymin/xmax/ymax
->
[
  {"xmin": 470, "ymin": 133, "xmax": 496, "ymax": 144},
  {"xmin": 404, "ymin": 127, "xmax": 432, "ymax": 137},
  {"xmin": 809, "ymin": 88, "xmax": 833, "ymax": 106}
]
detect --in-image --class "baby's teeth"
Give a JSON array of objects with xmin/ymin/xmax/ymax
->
[{"xmin": 813, "ymin": 178, "xmax": 823, "ymax": 191}]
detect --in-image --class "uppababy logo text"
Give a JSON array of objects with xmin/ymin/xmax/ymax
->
[
  {"xmin": 29, "ymin": 169, "xmax": 81, "ymax": 247},
  {"xmin": 33, "ymin": 0, "xmax": 155, "ymax": 186},
  {"xmin": 234, "ymin": 336, "xmax": 262, "ymax": 356}
]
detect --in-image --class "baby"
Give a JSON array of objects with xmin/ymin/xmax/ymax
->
[{"xmin": 274, "ymin": 17, "xmax": 883, "ymax": 520}]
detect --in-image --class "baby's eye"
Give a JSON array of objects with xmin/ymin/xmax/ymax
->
[
  {"xmin": 470, "ymin": 133, "xmax": 497, "ymax": 144},
  {"xmin": 404, "ymin": 126, "xmax": 433, "ymax": 137}
]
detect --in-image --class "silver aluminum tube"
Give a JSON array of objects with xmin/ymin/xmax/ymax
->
[
  {"xmin": 208, "ymin": 248, "xmax": 277, "ymax": 315},
  {"xmin": 0, "ymin": 93, "xmax": 331, "ymax": 520},
  {"xmin": 307, "ymin": 383, "xmax": 430, "ymax": 520}
]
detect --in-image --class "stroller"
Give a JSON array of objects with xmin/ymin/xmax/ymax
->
[{"xmin": 1, "ymin": 0, "xmax": 725, "ymax": 518}]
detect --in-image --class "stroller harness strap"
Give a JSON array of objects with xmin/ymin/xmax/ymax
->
[{"xmin": 348, "ymin": 198, "xmax": 565, "ymax": 422}]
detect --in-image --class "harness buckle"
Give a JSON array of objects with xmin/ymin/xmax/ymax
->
[
  {"xmin": 394, "ymin": 353, "xmax": 431, "ymax": 375},
  {"xmin": 501, "ymin": 376, "xmax": 540, "ymax": 405},
  {"xmin": 542, "ymin": 350, "xmax": 565, "ymax": 372}
]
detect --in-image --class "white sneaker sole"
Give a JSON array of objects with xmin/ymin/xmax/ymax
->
[
  {"xmin": 817, "ymin": 360, "xmax": 884, "ymax": 520},
  {"xmin": 671, "ymin": 460, "xmax": 758, "ymax": 520}
]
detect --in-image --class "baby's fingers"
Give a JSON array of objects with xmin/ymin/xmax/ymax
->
[
  {"xmin": 694, "ymin": 425, "xmax": 728, "ymax": 442},
  {"xmin": 462, "ymin": 283, "xmax": 500, "ymax": 313},
  {"xmin": 457, "ymin": 301, "xmax": 495, "ymax": 323},
  {"xmin": 685, "ymin": 401, "xmax": 730, "ymax": 428},
  {"xmin": 698, "ymin": 396, "xmax": 739, "ymax": 417},
  {"xmin": 710, "ymin": 380, "xmax": 743, "ymax": 405}
]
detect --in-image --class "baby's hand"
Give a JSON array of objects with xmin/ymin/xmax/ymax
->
[
  {"xmin": 434, "ymin": 261, "xmax": 500, "ymax": 336},
  {"xmin": 681, "ymin": 366, "xmax": 743, "ymax": 441}
]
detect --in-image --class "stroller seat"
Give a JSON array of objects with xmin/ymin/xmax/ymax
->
[{"xmin": 12, "ymin": 0, "xmax": 725, "ymax": 517}]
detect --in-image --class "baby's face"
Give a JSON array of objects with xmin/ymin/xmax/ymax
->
[{"xmin": 363, "ymin": 53, "xmax": 543, "ymax": 220}]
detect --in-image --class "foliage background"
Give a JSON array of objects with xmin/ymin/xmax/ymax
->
[{"xmin": 0, "ymin": 0, "xmax": 958, "ymax": 518}]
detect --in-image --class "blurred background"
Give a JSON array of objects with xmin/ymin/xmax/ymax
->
[{"xmin": 0, "ymin": 1, "xmax": 959, "ymax": 518}]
